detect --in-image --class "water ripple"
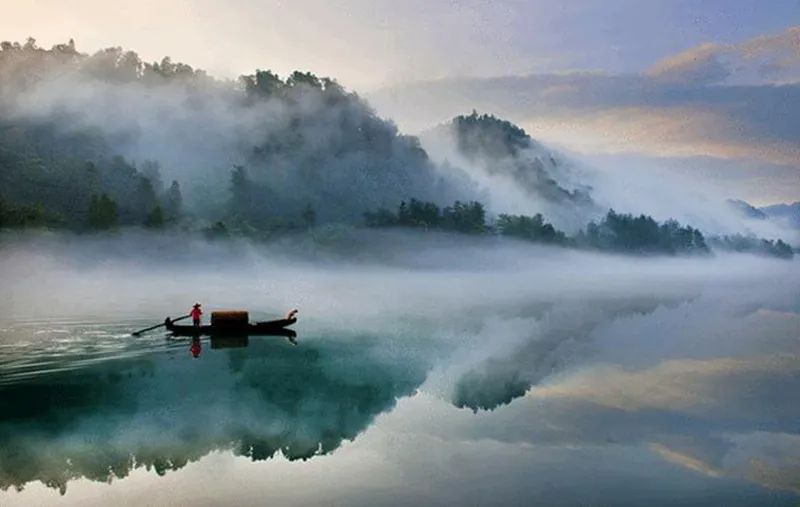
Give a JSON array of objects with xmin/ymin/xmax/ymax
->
[{"xmin": 0, "ymin": 319, "xmax": 175, "ymax": 385}]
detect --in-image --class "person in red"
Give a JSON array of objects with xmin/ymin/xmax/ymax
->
[
  {"xmin": 190, "ymin": 303, "xmax": 203, "ymax": 327},
  {"xmin": 190, "ymin": 336, "xmax": 202, "ymax": 358}
]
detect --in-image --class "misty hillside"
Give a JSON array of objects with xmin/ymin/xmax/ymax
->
[
  {"xmin": 760, "ymin": 202, "xmax": 800, "ymax": 229},
  {"xmin": 0, "ymin": 39, "xmax": 794, "ymax": 259},
  {"xmin": 726, "ymin": 199, "xmax": 768, "ymax": 220},
  {"xmin": 422, "ymin": 112, "xmax": 597, "ymax": 230},
  {"xmin": 0, "ymin": 38, "xmax": 472, "ymax": 227},
  {"xmin": 452, "ymin": 112, "xmax": 592, "ymax": 206},
  {"xmin": 728, "ymin": 198, "xmax": 800, "ymax": 232},
  {"xmin": 0, "ymin": 39, "xmax": 595, "ymax": 234}
]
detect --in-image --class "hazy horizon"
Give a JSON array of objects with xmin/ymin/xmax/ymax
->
[
  {"xmin": 1, "ymin": 3, "xmax": 799, "ymax": 505},
  {"xmin": 1, "ymin": 0, "xmax": 799, "ymax": 204}
]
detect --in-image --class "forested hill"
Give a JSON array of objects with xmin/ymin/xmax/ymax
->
[
  {"xmin": 0, "ymin": 39, "xmax": 794, "ymax": 259},
  {"xmin": 421, "ymin": 112, "xmax": 597, "ymax": 230},
  {"xmin": 0, "ymin": 38, "xmax": 471, "ymax": 229}
]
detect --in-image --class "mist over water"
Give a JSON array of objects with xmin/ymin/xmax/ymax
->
[
  {"xmin": 1, "ymin": 10, "xmax": 799, "ymax": 507},
  {"xmin": 1, "ymin": 231, "xmax": 798, "ymax": 505}
]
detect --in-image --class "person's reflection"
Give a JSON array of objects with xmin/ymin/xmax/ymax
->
[{"xmin": 190, "ymin": 336, "xmax": 202, "ymax": 358}]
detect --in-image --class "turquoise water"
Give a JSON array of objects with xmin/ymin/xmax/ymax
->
[
  {"xmin": 1, "ymin": 292, "xmax": 798, "ymax": 506},
  {"xmin": 1, "ymin": 239, "xmax": 798, "ymax": 506}
]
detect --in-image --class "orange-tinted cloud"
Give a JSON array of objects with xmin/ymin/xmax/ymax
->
[
  {"xmin": 647, "ymin": 26, "xmax": 800, "ymax": 85},
  {"xmin": 522, "ymin": 106, "xmax": 800, "ymax": 167}
]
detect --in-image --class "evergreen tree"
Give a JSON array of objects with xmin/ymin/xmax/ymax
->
[
  {"xmin": 164, "ymin": 180, "xmax": 183, "ymax": 219},
  {"xmin": 442, "ymin": 201, "xmax": 486, "ymax": 234},
  {"xmin": 496, "ymin": 213, "xmax": 566, "ymax": 244},
  {"xmin": 140, "ymin": 161, "xmax": 163, "ymax": 193},
  {"xmin": 241, "ymin": 70, "xmax": 283, "ymax": 99},
  {"xmin": 578, "ymin": 210, "xmax": 708, "ymax": 254},
  {"xmin": 144, "ymin": 205, "xmax": 165, "ymax": 228},
  {"xmin": 230, "ymin": 165, "xmax": 251, "ymax": 215},
  {"xmin": 397, "ymin": 201, "xmax": 410, "ymax": 225},
  {"xmin": 708, "ymin": 234, "xmax": 793, "ymax": 259},
  {"xmin": 87, "ymin": 194, "xmax": 118, "ymax": 229},
  {"xmin": 301, "ymin": 203, "xmax": 316, "ymax": 228},
  {"xmin": 135, "ymin": 176, "xmax": 157, "ymax": 215}
]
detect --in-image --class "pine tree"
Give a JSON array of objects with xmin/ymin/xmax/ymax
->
[
  {"xmin": 164, "ymin": 180, "xmax": 183, "ymax": 219},
  {"xmin": 145, "ymin": 205, "xmax": 165, "ymax": 228},
  {"xmin": 87, "ymin": 194, "xmax": 118, "ymax": 229},
  {"xmin": 302, "ymin": 203, "xmax": 316, "ymax": 228}
]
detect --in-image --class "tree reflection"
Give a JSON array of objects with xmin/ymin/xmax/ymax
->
[
  {"xmin": 0, "ymin": 295, "xmax": 696, "ymax": 493},
  {"xmin": 453, "ymin": 296, "xmax": 689, "ymax": 411},
  {"xmin": 0, "ymin": 334, "xmax": 430, "ymax": 493}
]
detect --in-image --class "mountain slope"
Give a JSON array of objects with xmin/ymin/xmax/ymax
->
[
  {"xmin": 760, "ymin": 202, "xmax": 800, "ymax": 229},
  {"xmin": 727, "ymin": 199, "xmax": 768, "ymax": 220},
  {"xmin": 422, "ymin": 112, "xmax": 597, "ymax": 230},
  {"xmin": 0, "ymin": 38, "xmax": 473, "ymax": 226}
]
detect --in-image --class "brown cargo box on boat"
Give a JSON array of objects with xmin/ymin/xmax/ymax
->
[{"xmin": 211, "ymin": 311, "xmax": 249, "ymax": 327}]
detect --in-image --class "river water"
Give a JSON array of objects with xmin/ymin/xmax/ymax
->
[{"xmin": 1, "ymin": 233, "xmax": 798, "ymax": 505}]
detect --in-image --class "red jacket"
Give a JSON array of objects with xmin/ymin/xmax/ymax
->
[
  {"xmin": 190, "ymin": 307, "xmax": 202, "ymax": 320},
  {"xmin": 190, "ymin": 339, "xmax": 201, "ymax": 358}
]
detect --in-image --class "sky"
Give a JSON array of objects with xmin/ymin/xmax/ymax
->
[
  {"xmin": 1, "ymin": 0, "xmax": 798, "ymax": 204},
  {"xmin": 1, "ymin": 0, "xmax": 796, "ymax": 90}
]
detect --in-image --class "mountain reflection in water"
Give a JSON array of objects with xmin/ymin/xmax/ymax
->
[
  {"xmin": 0, "ymin": 327, "xmax": 431, "ymax": 494},
  {"xmin": 1, "ymin": 246, "xmax": 799, "ymax": 505}
]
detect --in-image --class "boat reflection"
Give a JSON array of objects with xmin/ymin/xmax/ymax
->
[
  {"xmin": 0, "ymin": 295, "xmax": 701, "ymax": 494},
  {"xmin": 0, "ymin": 328, "xmax": 429, "ymax": 494},
  {"xmin": 182, "ymin": 328, "xmax": 299, "ymax": 357}
]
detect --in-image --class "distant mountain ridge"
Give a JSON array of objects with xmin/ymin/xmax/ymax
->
[
  {"xmin": 760, "ymin": 202, "xmax": 800, "ymax": 229},
  {"xmin": 726, "ymin": 199, "xmax": 768, "ymax": 220},
  {"xmin": 730, "ymin": 199, "xmax": 800, "ymax": 230}
]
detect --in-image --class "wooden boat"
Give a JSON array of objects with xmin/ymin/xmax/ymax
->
[{"xmin": 165, "ymin": 310, "xmax": 297, "ymax": 337}]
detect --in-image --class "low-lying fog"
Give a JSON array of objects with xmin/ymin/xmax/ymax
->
[
  {"xmin": 2, "ymin": 229, "xmax": 798, "ymax": 395},
  {"xmin": 1, "ymin": 230, "xmax": 798, "ymax": 504},
  {"xmin": 3, "ymin": 229, "xmax": 796, "ymax": 318}
]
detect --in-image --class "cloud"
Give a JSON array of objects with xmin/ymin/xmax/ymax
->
[
  {"xmin": 650, "ymin": 432, "xmax": 800, "ymax": 495},
  {"xmin": 392, "ymin": 273, "xmax": 800, "ymax": 495},
  {"xmin": 649, "ymin": 443, "xmax": 725, "ymax": 478},
  {"xmin": 528, "ymin": 354, "xmax": 800, "ymax": 413},
  {"xmin": 725, "ymin": 432, "xmax": 800, "ymax": 495},
  {"xmin": 647, "ymin": 43, "xmax": 731, "ymax": 85},
  {"xmin": 371, "ymin": 70, "xmax": 800, "ymax": 167},
  {"xmin": 646, "ymin": 26, "xmax": 800, "ymax": 86},
  {"xmin": 517, "ymin": 351, "xmax": 800, "ymax": 494},
  {"xmin": 444, "ymin": 349, "xmax": 800, "ymax": 495},
  {"xmin": 368, "ymin": 27, "xmax": 800, "ymax": 204},
  {"xmin": 524, "ymin": 105, "xmax": 800, "ymax": 167}
]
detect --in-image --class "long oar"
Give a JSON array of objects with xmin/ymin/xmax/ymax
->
[{"xmin": 132, "ymin": 314, "xmax": 191, "ymax": 336}]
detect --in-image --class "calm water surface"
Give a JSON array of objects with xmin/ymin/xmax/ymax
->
[{"xmin": 1, "ymin": 242, "xmax": 798, "ymax": 506}]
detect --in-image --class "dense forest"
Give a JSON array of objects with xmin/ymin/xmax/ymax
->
[
  {"xmin": 365, "ymin": 198, "xmax": 488, "ymax": 234},
  {"xmin": 576, "ymin": 210, "xmax": 708, "ymax": 254},
  {"xmin": 0, "ymin": 38, "xmax": 794, "ymax": 259},
  {"xmin": 364, "ymin": 200, "xmax": 718, "ymax": 255},
  {"xmin": 708, "ymin": 234, "xmax": 794, "ymax": 259},
  {"xmin": 0, "ymin": 38, "xmax": 468, "ymax": 228}
]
